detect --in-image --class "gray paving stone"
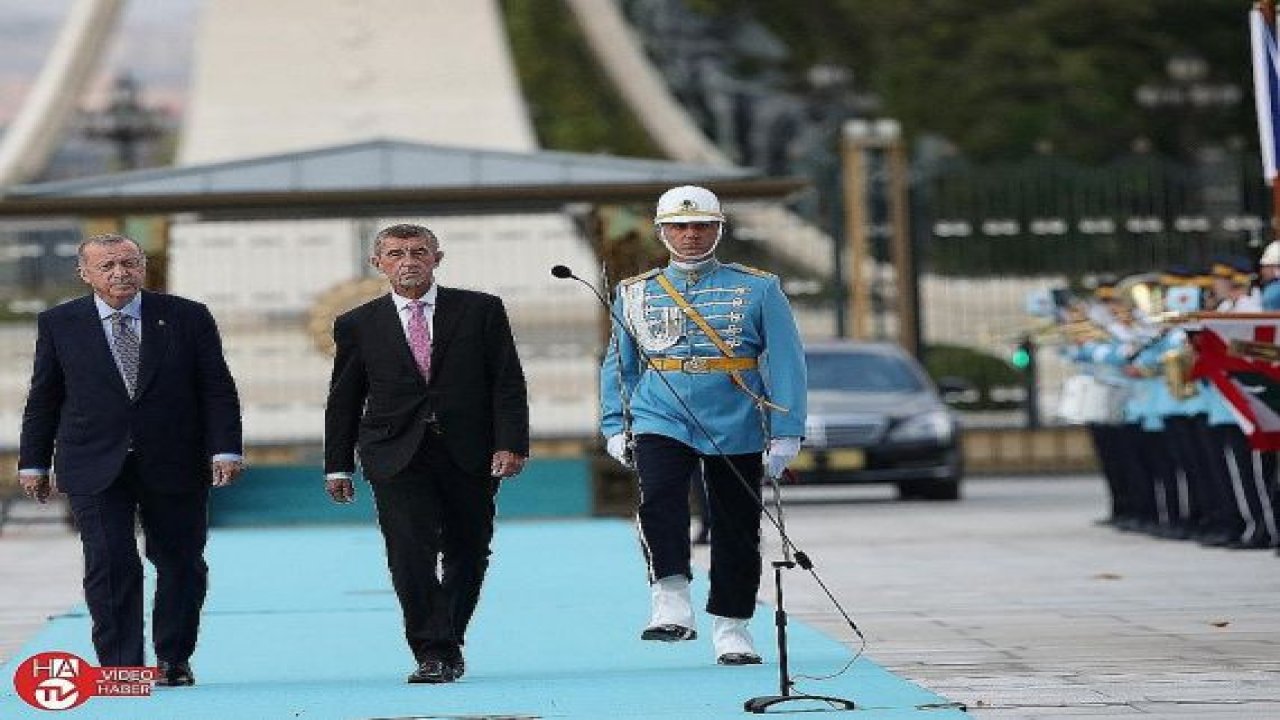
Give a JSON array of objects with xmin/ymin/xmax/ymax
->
[{"xmin": 720, "ymin": 475, "xmax": 1280, "ymax": 720}]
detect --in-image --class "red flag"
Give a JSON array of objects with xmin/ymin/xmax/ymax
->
[{"xmin": 1191, "ymin": 315, "xmax": 1280, "ymax": 450}]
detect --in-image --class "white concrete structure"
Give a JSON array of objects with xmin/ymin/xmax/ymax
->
[
  {"xmin": 179, "ymin": 0, "xmax": 536, "ymax": 164},
  {"xmin": 0, "ymin": 0, "xmax": 125, "ymax": 188},
  {"xmin": 168, "ymin": 213, "xmax": 602, "ymax": 444}
]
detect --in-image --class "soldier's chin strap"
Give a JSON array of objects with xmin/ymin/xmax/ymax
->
[{"xmin": 657, "ymin": 223, "xmax": 722, "ymax": 262}]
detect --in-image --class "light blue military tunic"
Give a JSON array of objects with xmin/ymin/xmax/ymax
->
[
  {"xmin": 1084, "ymin": 333, "xmax": 1166, "ymax": 430},
  {"xmin": 600, "ymin": 260, "xmax": 807, "ymax": 455},
  {"xmin": 1263, "ymin": 279, "xmax": 1280, "ymax": 311}
]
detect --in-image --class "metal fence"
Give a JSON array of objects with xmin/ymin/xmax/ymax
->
[{"xmin": 911, "ymin": 148, "xmax": 1271, "ymax": 423}]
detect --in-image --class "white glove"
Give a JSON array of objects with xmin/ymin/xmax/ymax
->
[
  {"xmin": 606, "ymin": 433, "xmax": 632, "ymax": 468},
  {"xmin": 765, "ymin": 436, "xmax": 802, "ymax": 478}
]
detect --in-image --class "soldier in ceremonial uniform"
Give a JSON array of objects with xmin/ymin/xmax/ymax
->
[
  {"xmin": 1200, "ymin": 258, "xmax": 1272, "ymax": 547},
  {"xmin": 1257, "ymin": 242, "xmax": 1280, "ymax": 310},
  {"xmin": 1135, "ymin": 267, "xmax": 1205, "ymax": 539},
  {"xmin": 1210, "ymin": 255, "xmax": 1262, "ymax": 312},
  {"xmin": 1060, "ymin": 282, "xmax": 1132, "ymax": 527},
  {"xmin": 599, "ymin": 185, "xmax": 807, "ymax": 665}
]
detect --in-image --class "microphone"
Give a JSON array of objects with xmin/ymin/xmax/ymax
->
[{"xmin": 551, "ymin": 264, "xmax": 613, "ymax": 311}]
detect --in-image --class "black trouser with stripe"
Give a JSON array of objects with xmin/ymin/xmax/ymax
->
[
  {"xmin": 1115, "ymin": 424, "xmax": 1159, "ymax": 527},
  {"xmin": 634, "ymin": 434, "xmax": 762, "ymax": 619},
  {"xmin": 1140, "ymin": 427, "xmax": 1179, "ymax": 531},
  {"xmin": 1163, "ymin": 415, "xmax": 1205, "ymax": 534},
  {"xmin": 1210, "ymin": 424, "xmax": 1278, "ymax": 547},
  {"xmin": 1087, "ymin": 422, "xmax": 1127, "ymax": 522},
  {"xmin": 1191, "ymin": 417, "xmax": 1244, "ymax": 540}
]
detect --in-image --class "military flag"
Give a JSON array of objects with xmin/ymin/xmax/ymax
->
[{"xmin": 1190, "ymin": 313, "xmax": 1280, "ymax": 449}]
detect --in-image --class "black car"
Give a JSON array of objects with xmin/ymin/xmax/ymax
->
[{"xmin": 789, "ymin": 341, "xmax": 963, "ymax": 500}]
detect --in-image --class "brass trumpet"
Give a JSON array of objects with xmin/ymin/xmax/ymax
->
[
  {"xmin": 1116, "ymin": 272, "xmax": 1165, "ymax": 316},
  {"xmin": 1020, "ymin": 319, "xmax": 1114, "ymax": 345},
  {"xmin": 1162, "ymin": 346, "xmax": 1199, "ymax": 400}
]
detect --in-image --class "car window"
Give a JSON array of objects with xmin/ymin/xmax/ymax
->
[{"xmin": 806, "ymin": 350, "xmax": 925, "ymax": 393}]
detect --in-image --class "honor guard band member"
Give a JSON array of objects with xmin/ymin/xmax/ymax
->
[
  {"xmin": 1258, "ymin": 242, "xmax": 1280, "ymax": 310},
  {"xmin": 1210, "ymin": 255, "xmax": 1262, "ymax": 312},
  {"xmin": 600, "ymin": 185, "xmax": 808, "ymax": 665}
]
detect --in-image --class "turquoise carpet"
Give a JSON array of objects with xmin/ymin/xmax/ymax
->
[{"xmin": 0, "ymin": 520, "xmax": 965, "ymax": 719}]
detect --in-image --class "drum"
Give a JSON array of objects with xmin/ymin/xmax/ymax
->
[{"xmin": 1056, "ymin": 374, "xmax": 1127, "ymax": 425}]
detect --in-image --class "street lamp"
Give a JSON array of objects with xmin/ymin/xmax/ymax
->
[
  {"xmin": 841, "ymin": 117, "xmax": 919, "ymax": 356},
  {"xmin": 83, "ymin": 74, "xmax": 168, "ymax": 170}
]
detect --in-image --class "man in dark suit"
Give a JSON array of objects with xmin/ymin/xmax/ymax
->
[
  {"xmin": 324, "ymin": 223, "xmax": 529, "ymax": 684},
  {"xmin": 18, "ymin": 233, "xmax": 243, "ymax": 686}
]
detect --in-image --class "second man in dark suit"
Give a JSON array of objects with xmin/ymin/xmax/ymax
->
[{"xmin": 323, "ymin": 223, "xmax": 529, "ymax": 684}]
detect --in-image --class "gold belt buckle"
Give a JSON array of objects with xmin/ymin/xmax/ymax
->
[{"xmin": 682, "ymin": 357, "xmax": 711, "ymax": 373}]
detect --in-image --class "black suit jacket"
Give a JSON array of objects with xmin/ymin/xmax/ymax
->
[
  {"xmin": 19, "ymin": 290, "xmax": 243, "ymax": 496},
  {"xmin": 324, "ymin": 288, "xmax": 529, "ymax": 481}
]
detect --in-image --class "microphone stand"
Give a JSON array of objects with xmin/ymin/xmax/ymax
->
[
  {"xmin": 745, "ymin": 469, "xmax": 855, "ymax": 713},
  {"xmin": 552, "ymin": 265, "xmax": 857, "ymax": 714}
]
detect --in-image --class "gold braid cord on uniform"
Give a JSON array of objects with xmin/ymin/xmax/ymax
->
[{"xmin": 653, "ymin": 273, "xmax": 786, "ymax": 412}]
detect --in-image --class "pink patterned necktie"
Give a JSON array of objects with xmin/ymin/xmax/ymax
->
[{"xmin": 406, "ymin": 300, "xmax": 432, "ymax": 380}]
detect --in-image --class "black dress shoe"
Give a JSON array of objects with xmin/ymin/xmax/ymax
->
[
  {"xmin": 1198, "ymin": 532, "xmax": 1235, "ymax": 547},
  {"xmin": 717, "ymin": 652, "xmax": 762, "ymax": 666},
  {"xmin": 641, "ymin": 624, "xmax": 697, "ymax": 642},
  {"xmin": 408, "ymin": 659, "xmax": 460, "ymax": 684},
  {"xmin": 1230, "ymin": 538, "xmax": 1276, "ymax": 550},
  {"xmin": 155, "ymin": 661, "xmax": 194, "ymax": 687}
]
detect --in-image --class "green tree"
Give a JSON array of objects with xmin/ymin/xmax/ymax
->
[
  {"xmin": 693, "ymin": 0, "xmax": 1250, "ymax": 162},
  {"xmin": 501, "ymin": 1, "xmax": 659, "ymax": 156}
]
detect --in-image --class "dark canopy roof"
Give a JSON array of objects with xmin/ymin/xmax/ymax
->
[{"xmin": 0, "ymin": 139, "xmax": 804, "ymax": 219}]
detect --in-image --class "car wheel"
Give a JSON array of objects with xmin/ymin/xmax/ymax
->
[
  {"xmin": 896, "ymin": 480, "xmax": 924, "ymax": 500},
  {"xmin": 897, "ymin": 476, "xmax": 962, "ymax": 501},
  {"xmin": 917, "ymin": 477, "xmax": 961, "ymax": 501}
]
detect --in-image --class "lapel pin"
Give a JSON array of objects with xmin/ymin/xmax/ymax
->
[{"xmin": 158, "ymin": 320, "xmax": 165, "ymax": 326}]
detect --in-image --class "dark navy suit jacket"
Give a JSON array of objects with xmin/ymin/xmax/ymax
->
[{"xmin": 19, "ymin": 290, "xmax": 243, "ymax": 496}]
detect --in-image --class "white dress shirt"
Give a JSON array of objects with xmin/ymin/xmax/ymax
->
[{"xmin": 391, "ymin": 283, "xmax": 438, "ymax": 340}]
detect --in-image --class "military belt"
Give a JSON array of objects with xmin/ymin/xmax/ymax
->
[{"xmin": 649, "ymin": 357, "xmax": 758, "ymax": 373}]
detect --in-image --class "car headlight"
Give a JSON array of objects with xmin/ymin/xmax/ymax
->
[{"xmin": 888, "ymin": 410, "xmax": 953, "ymax": 443}]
